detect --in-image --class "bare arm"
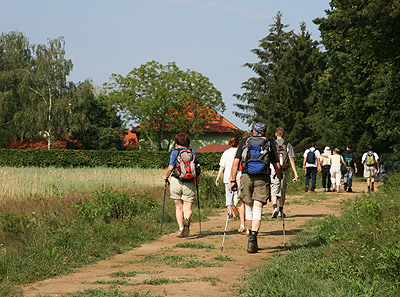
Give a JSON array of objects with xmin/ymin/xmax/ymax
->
[
  {"xmin": 228, "ymin": 158, "xmax": 240, "ymax": 192},
  {"xmin": 274, "ymin": 162, "xmax": 282, "ymax": 180},
  {"xmin": 164, "ymin": 165, "xmax": 174, "ymax": 181},
  {"xmin": 303, "ymin": 157, "xmax": 307, "ymax": 171},
  {"xmin": 215, "ymin": 166, "xmax": 225, "ymax": 186},
  {"xmin": 289, "ymin": 157, "xmax": 299, "ymax": 180}
]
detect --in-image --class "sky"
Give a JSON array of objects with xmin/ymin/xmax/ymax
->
[{"xmin": 1, "ymin": 0, "xmax": 331, "ymax": 131}]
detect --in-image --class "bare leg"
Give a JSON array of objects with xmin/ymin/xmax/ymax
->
[
  {"xmin": 174, "ymin": 199, "xmax": 184, "ymax": 229},
  {"xmin": 183, "ymin": 201, "xmax": 193, "ymax": 220}
]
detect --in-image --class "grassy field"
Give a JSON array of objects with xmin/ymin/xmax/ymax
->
[{"xmin": 0, "ymin": 166, "xmax": 224, "ymax": 296}]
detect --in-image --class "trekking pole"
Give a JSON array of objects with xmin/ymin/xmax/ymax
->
[
  {"xmin": 221, "ymin": 193, "xmax": 235, "ymax": 251},
  {"xmin": 196, "ymin": 182, "xmax": 201, "ymax": 234},
  {"xmin": 160, "ymin": 179, "xmax": 169, "ymax": 235}
]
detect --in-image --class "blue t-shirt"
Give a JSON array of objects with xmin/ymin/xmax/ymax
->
[{"xmin": 169, "ymin": 147, "xmax": 199, "ymax": 167}]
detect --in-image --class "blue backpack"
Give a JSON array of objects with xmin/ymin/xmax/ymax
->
[{"xmin": 241, "ymin": 136, "xmax": 271, "ymax": 175}]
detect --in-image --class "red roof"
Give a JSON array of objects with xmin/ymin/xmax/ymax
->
[
  {"xmin": 196, "ymin": 144, "xmax": 230, "ymax": 152},
  {"xmin": 202, "ymin": 113, "xmax": 238, "ymax": 134},
  {"xmin": 123, "ymin": 129, "xmax": 139, "ymax": 149}
]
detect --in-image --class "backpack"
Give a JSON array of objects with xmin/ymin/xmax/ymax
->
[
  {"xmin": 174, "ymin": 148, "xmax": 200, "ymax": 181},
  {"xmin": 241, "ymin": 136, "xmax": 271, "ymax": 175},
  {"xmin": 344, "ymin": 151, "xmax": 354, "ymax": 167},
  {"xmin": 365, "ymin": 152, "xmax": 376, "ymax": 167},
  {"xmin": 306, "ymin": 149, "xmax": 316, "ymax": 164},
  {"xmin": 276, "ymin": 140, "xmax": 289, "ymax": 170}
]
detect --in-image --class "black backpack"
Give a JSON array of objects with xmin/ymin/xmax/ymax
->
[
  {"xmin": 306, "ymin": 149, "xmax": 316, "ymax": 164},
  {"xmin": 241, "ymin": 136, "xmax": 271, "ymax": 175}
]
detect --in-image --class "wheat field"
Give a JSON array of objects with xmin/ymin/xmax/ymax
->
[{"xmin": 0, "ymin": 167, "xmax": 166, "ymax": 200}]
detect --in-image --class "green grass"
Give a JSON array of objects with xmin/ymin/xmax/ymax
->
[
  {"xmin": 213, "ymin": 255, "xmax": 235, "ymax": 261},
  {"xmin": 111, "ymin": 270, "xmax": 163, "ymax": 278},
  {"xmin": 66, "ymin": 288, "xmax": 158, "ymax": 297},
  {"xmin": 94, "ymin": 277, "xmax": 195, "ymax": 286},
  {"xmin": 239, "ymin": 172, "xmax": 400, "ymax": 296},
  {"xmin": 174, "ymin": 242, "xmax": 215, "ymax": 250}
]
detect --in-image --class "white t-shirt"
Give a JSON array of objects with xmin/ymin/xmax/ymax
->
[
  {"xmin": 329, "ymin": 154, "xmax": 343, "ymax": 167},
  {"xmin": 304, "ymin": 148, "xmax": 321, "ymax": 168},
  {"xmin": 362, "ymin": 152, "xmax": 379, "ymax": 164},
  {"xmin": 219, "ymin": 147, "xmax": 238, "ymax": 184}
]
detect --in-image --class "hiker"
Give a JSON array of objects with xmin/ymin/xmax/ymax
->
[
  {"xmin": 342, "ymin": 144, "xmax": 358, "ymax": 192},
  {"xmin": 321, "ymin": 148, "xmax": 348, "ymax": 192},
  {"xmin": 229, "ymin": 123, "xmax": 282, "ymax": 253},
  {"xmin": 361, "ymin": 145, "xmax": 380, "ymax": 193},
  {"xmin": 216, "ymin": 136, "xmax": 247, "ymax": 234},
  {"xmin": 270, "ymin": 127, "xmax": 299, "ymax": 219},
  {"xmin": 303, "ymin": 143, "xmax": 321, "ymax": 192},
  {"xmin": 164, "ymin": 133, "xmax": 200, "ymax": 238},
  {"xmin": 320, "ymin": 146, "xmax": 332, "ymax": 192}
]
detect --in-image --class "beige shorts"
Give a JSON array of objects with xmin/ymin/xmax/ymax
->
[
  {"xmin": 364, "ymin": 166, "xmax": 377, "ymax": 178},
  {"xmin": 270, "ymin": 169, "xmax": 289, "ymax": 201},
  {"xmin": 170, "ymin": 177, "xmax": 196, "ymax": 203},
  {"xmin": 239, "ymin": 173, "xmax": 270, "ymax": 205}
]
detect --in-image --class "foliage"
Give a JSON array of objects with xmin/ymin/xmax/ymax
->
[
  {"xmin": 240, "ymin": 172, "xmax": 400, "ymax": 296},
  {"xmin": 234, "ymin": 13, "xmax": 325, "ymax": 143},
  {"xmin": 104, "ymin": 60, "xmax": 225, "ymax": 151},
  {"xmin": 0, "ymin": 149, "xmax": 222, "ymax": 170}
]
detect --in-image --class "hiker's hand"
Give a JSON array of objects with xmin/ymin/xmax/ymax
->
[
  {"xmin": 355, "ymin": 168, "xmax": 358, "ymax": 173},
  {"xmin": 215, "ymin": 179, "xmax": 220, "ymax": 187},
  {"xmin": 294, "ymin": 174, "xmax": 299, "ymax": 181},
  {"xmin": 303, "ymin": 165, "xmax": 306, "ymax": 171},
  {"xmin": 229, "ymin": 180, "xmax": 237, "ymax": 193},
  {"xmin": 317, "ymin": 165, "xmax": 322, "ymax": 172}
]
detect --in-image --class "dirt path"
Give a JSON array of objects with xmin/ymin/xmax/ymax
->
[{"xmin": 23, "ymin": 182, "xmax": 368, "ymax": 297}]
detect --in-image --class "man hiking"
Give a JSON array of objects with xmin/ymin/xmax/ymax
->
[
  {"xmin": 229, "ymin": 123, "xmax": 282, "ymax": 253},
  {"xmin": 164, "ymin": 133, "xmax": 200, "ymax": 238},
  {"xmin": 270, "ymin": 127, "xmax": 299, "ymax": 219},
  {"xmin": 303, "ymin": 143, "xmax": 321, "ymax": 193},
  {"xmin": 361, "ymin": 145, "xmax": 379, "ymax": 193},
  {"xmin": 342, "ymin": 144, "xmax": 358, "ymax": 192}
]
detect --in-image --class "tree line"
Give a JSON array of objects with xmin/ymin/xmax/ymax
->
[
  {"xmin": 1, "ymin": 0, "xmax": 399, "ymax": 157},
  {"xmin": 235, "ymin": 1, "xmax": 399, "ymax": 157}
]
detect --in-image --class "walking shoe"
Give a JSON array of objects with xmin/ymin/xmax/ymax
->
[
  {"xmin": 238, "ymin": 226, "xmax": 247, "ymax": 234},
  {"xmin": 247, "ymin": 232, "xmax": 258, "ymax": 253},
  {"xmin": 278, "ymin": 211, "xmax": 285, "ymax": 218},
  {"xmin": 327, "ymin": 189, "xmax": 332, "ymax": 192},
  {"xmin": 347, "ymin": 187, "xmax": 353, "ymax": 192},
  {"xmin": 182, "ymin": 218, "xmax": 190, "ymax": 237},
  {"xmin": 344, "ymin": 182, "xmax": 348, "ymax": 191},
  {"xmin": 305, "ymin": 185, "xmax": 309, "ymax": 192},
  {"xmin": 271, "ymin": 207, "xmax": 279, "ymax": 219},
  {"xmin": 177, "ymin": 229, "xmax": 184, "ymax": 238}
]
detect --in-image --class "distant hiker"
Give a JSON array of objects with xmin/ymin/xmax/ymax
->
[
  {"xmin": 229, "ymin": 123, "xmax": 282, "ymax": 253},
  {"xmin": 361, "ymin": 145, "xmax": 380, "ymax": 193},
  {"xmin": 216, "ymin": 136, "xmax": 246, "ymax": 233},
  {"xmin": 164, "ymin": 133, "xmax": 200, "ymax": 238},
  {"xmin": 321, "ymin": 148, "xmax": 348, "ymax": 193},
  {"xmin": 342, "ymin": 144, "xmax": 358, "ymax": 192},
  {"xmin": 270, "ymin": 127, "xmax": 299, "ymax": 219},
  {"xmin": 320, "ymin": 146, "xmax": 332, "ymax": 192},
  {"xmin": 303, "ymin": 143, "xmax": 321, "ymax": 192}
]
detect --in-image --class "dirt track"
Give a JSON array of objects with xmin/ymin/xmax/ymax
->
[{"xmin": 23, "ymin": 182, "xmax": 367, "ymax": 297}]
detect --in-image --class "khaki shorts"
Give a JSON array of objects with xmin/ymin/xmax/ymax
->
[
  {"xmin": 270, "ymin": 169, "xmax": 289, "ymax": 201},
  {"xmin": 239, "ymin": 173, "xmax": 270, "ymax": 205},
  {"xmin": 364, "ymin": 166, "xmax": 377, "ymax": 178},
  {"xmin": 170, "ymin": 177, "xmax": 196, "ymax": 203}
]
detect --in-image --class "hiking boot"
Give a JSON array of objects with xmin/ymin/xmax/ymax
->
[
  {"xmin": 347, "ymin": 187, "xmax": 353, "ymax": 192},
  {"xmin": 278, "ymin": 211, "xmax": 285, "ymax": 218},
  {"xmin": 238, "ymin": 226, "xmax": 247, "ymax": 234},
  {"xmin": 182, "ymin": 218, "xmax": 190, "ymax": 237},
  {"xmin": 371, "ymin": 185, "xmax": 375, "ymax": 192},
  {"xmin": 247, "ymin": 232, "xmax": 258, "ymax": 253},
  {"xmin": 327, "ymin": 189, "xmax": 332, "ymax": 192},
  {"xmin": 305, "ymin": 185, "xmax": 309, "ymax": 192},
  {"xmin": 344, "ymin": 182, "xmax": 348, "ymax": 191},
  {"xmin": 271, "ymin": 207, "xmax": 279, "ymax": 219}
]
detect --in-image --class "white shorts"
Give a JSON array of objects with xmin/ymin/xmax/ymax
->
[
  {"xmin": 364, "ymin": 166, "xmax": 377, "ymax": 178},
  {"xmin": 225, "ymin": 183, "xmax": 238, "ymax": 206}
]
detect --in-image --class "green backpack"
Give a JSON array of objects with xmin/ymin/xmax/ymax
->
[{"xmin": 365, "ymin": 152, "xmax": 376, "ymax": 166}]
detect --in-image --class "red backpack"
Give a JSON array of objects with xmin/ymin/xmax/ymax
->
[{"xmin": 174, "ymin": 148, "xmax": 200, "ymax": 181}]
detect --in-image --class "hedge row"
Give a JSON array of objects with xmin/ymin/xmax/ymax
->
[{"xmin": 0, "ymin": 149, "xmax": 304, "ymax": 171}]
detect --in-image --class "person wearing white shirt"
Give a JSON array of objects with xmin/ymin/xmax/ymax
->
[
  {"xmin": 303, "ymin": 143, "xmax": 322, "ymax": 192},
  {"xmin": 361, "ymin": 144, "xmax": 380, "ymax": 193}
]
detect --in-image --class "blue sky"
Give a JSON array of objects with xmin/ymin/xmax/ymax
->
[{"xmin": 1, "ymin": 0, "xmax": 331, "ymax": 131}]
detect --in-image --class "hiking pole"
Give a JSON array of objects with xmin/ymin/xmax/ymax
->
[
  {"xmin": 221, "ymin": 193, "xmax": 235, "ymax": 251},
  {"xmin": 278, "ymin": 198, "xmax": 286, "ymax": 248},
  {"xmin": 196, "ymin": 182, "xmax": 201, "ymax": 234},
  {"xmin": 160, "ymin": 179, "xmax": 169, "ymax": 235}
]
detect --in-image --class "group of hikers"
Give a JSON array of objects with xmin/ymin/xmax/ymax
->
[{"xmin": 163, "ymin": 123, "xmax": 380, "ymax": 253}]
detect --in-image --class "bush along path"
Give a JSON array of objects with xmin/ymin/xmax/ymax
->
[{"xmin": 23, "ymin": 182, "xmax": 367, "ymax": 297}]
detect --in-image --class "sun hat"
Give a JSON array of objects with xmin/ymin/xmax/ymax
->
[{"xmin": 324, "ymin": 146, "xmax": 331, "ymax": 155}]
